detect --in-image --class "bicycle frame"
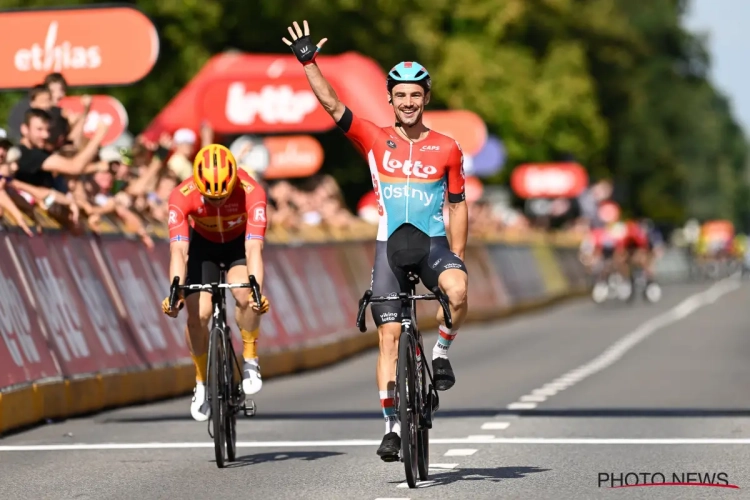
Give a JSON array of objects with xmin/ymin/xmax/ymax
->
[{"xmin": 356, "ymin": 278, "xmax": 453, "ymax": 425}]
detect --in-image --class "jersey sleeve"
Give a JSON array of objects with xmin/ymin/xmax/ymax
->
[
  {"xmin": 446, "ymin": 140, "xmax": 466, "ymax": 203},
  {"xmin": 167, "ymin": 188, "xmax": 191, "ymax": 243},
  {"xmin": 337, "ymin": 106, "xmax": 379, "ymax": 157},
  {"xmin": 243, "ymin": 177, "xmax": 268, "ymax": 241}
]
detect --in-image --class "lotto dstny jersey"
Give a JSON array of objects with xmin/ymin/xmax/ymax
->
[{"xmin": 339, "ymin": 108, "xmax": 466, "ymax": 241}]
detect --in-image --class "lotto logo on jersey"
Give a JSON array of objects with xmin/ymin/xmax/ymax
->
[{"xmin": 381, "ymin": 150, "xmax": 438, "ymax": 179}]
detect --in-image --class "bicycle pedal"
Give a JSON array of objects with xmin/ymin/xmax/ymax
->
[{"xmin": 242, "ymin": 399, "xmax": 257, "ymax": 417}]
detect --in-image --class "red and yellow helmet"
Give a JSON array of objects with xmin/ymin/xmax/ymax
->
[{"xmin": 193, "ymin": 144, "xmax": 238, "ymax": 199}]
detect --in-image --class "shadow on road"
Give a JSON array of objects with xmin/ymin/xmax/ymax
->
[
  {"xmin": 221, "ymin": 451, "xmax": 344, "ymax": 468},
  {"xmin": 102, "ymin": 407, "xmax": 750, "ymax": 423},
  {"xmin": 389, "ymin": 466, "xmax": 551, "ymax": 487},
  {"xmin": 101, "ymin": 409, "xmax": 504, "ymax": 423}
]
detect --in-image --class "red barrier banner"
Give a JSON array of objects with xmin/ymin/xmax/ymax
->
[
  {"xmin": 285, "ymin": 245, "xmax": 352, "ymax": 339},
  {"xmin": 60, "ymin": 235, "xmax": 145, "ymax": 368},
  {"xmin": 321, "ymin": 244, "xmax": 362, "ymax": 317},
  {"xmin": 147, "ymin": 241, "xmax": 191, "ymax": 353},
  {"xmin": 99, "ymin": 238, "xmax": 190, "ymax": 365},
  {"xmin": 258, "ymin": 251, "xmax": 304, "ymax": 350},
  {"xmin": 0, "ymin": 234, "xmax": 61, "ymax": 388},
  {"xmin": 10, "ymin": 233, "xmax": 114, "ymax": 375},
  {"xmin": 274, "ymin": 247, "xmax": 327, "ymax": 341},
  {"xmin": 464, "ymin": 245, "xmax": 510, "ymax": 313}
]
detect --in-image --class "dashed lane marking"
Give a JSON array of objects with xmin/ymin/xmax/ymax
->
[
  {"xmin": 444, "ymin": 449, "xmax": 477, "ymax": 456},
  {"xmin": 507, "ymin": 402, "xmax": 537, "ymax": 410},
  {"xmin": 480, "ymin": 422, "xmax": 510, "ymax": 430},
  {"xmin": 397, "ymin": 481, "xmax": 436, "ymax": 489},
  {"xmin": 505, "ymin": 277, "xmax": 741, "ymax": 411},
  {"xmin": 429, "ymin": 463, "xmax": 459, "ymax": 470}
]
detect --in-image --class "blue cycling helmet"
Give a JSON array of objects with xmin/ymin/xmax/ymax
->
[{"xmin": 386, "ymin": 61, "xmax": 431, "ymax": 93}]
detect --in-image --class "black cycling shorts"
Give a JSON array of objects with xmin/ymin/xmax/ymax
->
[
  {"xmin": 185, "ymin": 229, "xmax": 246, "ymax": 296},
  {"xmin": 370, "ymin": 224, "xmax": 467, "ymax": 326}
]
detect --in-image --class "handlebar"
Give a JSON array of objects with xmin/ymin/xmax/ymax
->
[
  {"xmin": 356, "ymin": 286, "xmax": 453, "ymax": 333},
  {"xmin": 168, "ymin": 275, "xmax": 262, "ymax": 310}
]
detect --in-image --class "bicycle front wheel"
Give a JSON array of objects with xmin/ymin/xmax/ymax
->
[
  {"xmin": 225, "ymin": 333, "xmax": 238, "ymax": 462},
  {"xmin": 398, "ymin": 330, "xmax": 418, "ymax": 488},
  {"xmin": 209, "ymin": 327, "xmax": 227, "ymax": 468},
  {"xmin": 417, "ymin": 343, "xmax": 430, "ymax": 480}
]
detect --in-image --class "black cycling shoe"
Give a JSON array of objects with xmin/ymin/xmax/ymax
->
[
  {"xmin": 433, "ymin": 357, "xmax": 456, "ymax": 391},
  {"xmin": 377, "ymin": 432, "xmax": 401, "ymax": 462}
]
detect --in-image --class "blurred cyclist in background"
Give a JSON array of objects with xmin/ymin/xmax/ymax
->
[{"xmin": 161, "ymin": 144, "xmax": 270, "ymax": 421}]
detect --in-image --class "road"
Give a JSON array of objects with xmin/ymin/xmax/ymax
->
[{"xmin": 3, "ymin": 278, "xmax": 750, "ymax": 499}]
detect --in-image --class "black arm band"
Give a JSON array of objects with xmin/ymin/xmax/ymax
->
[
  {"xmin": 448, "ymin": 192, "xmax": 466, "ymax": 203},
  {"xmin": 336, "ymin": 106, "xmax": 353, "ymax": 133}
]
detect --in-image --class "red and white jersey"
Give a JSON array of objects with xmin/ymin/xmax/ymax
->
[
  {"xmin": 167, "ymin": 170, "xmax": 267, "ymax": 244},
  {"xmin": 342, "ymin": 110, "xmax": 465, "ymax": 241}
]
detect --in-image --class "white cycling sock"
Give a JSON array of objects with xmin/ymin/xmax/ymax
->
[
  {"xmin": 433, "ymin": 325, "xmax": 458, "ymax": 360},
  {"xmin": 380, "ymin": 390, "xmax": 400, "ymax": 435}
]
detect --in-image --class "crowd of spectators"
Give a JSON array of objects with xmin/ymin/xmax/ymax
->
[{"xmin": 0, "ymin": 71, "xmax": 585, "ymax": 247}]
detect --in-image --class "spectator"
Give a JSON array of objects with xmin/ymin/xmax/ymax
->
[
  {"xmin": 167, "ymin": 128, "xmax": 197, "ymax": 181},
  {"xmin": 28, "ymin": 84, "xmax": 52, "ymax": 112},
  {"xmin": 44, "ymin": 73, "xmax": 67, "ymax": 105},
  {"xmin": 15, "ymin": 108, "xmax": 108, "ymax": 190}
]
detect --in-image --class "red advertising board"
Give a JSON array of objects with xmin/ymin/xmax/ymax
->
[
  {"xmin": 0, "ymin": 6, "xmax": 159, "ymax": 89},
  {"xmin": 98, "ymin": 239, "xmax": 190, "ymax": 366},
  {"xmin": 58, "ymin": 95, "xmax": 129, "ymax": 146},
  {"xmin": 198, "ymin": 77, "xmax": 333, "ymax": 134},
  {"xmin": 0, "ymin": 234, "xmax": 61, "ymax": 387},
  {"xmin": 511, "ymin": 162, "xmax": 589, "ymax": 199},
  {"xmin": 59, "ymin": 235, "xmax": 144, "ymax": 368},
  {"xmin": 10, "ymin": 234, "xmax": 113, "ymax": 375}
]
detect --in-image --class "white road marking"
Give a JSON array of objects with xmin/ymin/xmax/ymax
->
[
  {"xmin": 507, "ymin": 402, "xmax": 537, "ymax": 410},
  {"xmin": 505, "ymin": 277, "xmax": 741, "ymax": 410},
  {"xmin": 429, "ymin": 463, "xmax": 459, "ymax": 470},
  {"xmin": 466, "ymin": 435, "xmax": 495, "ymax": 441},
  {"xmin": 397, "ymin": 481, "xmax": 436, "ymax": 489},
  {"xmin": 375, "ymin": 498, "xmax": 411, "ymax": 499},
  {"xmin": 521, "ymin": 394, "xmax": 547, "ymax": 403},
  {"xmin": 444, "ymin": 448, "xmax": 477, "ymax": 456},
  {"xmin": 7, "ymin": 437, "xmax": 750, "ymax": 452},
  {"xmin": 481, "ymin": 422, "xmax": 510, "ymax": 430}
]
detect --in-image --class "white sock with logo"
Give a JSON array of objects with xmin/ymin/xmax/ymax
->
[{"xmin": 433, "ymin": 325, "xmax": 458, "ymax": 360}]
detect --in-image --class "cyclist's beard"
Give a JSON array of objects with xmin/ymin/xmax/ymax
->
[{"xmin": 395, "ymin": 105, "xmax": 423, "ymax": 128}]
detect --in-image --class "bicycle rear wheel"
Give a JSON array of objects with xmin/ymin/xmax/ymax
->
[
  {"xmin": 398, "ymin": 330, "xmax": 418, "ymax": 488},
  {"xmin": 225, "ymin": 333, "xmax": 238, "ymax": 462},
  {"xmin": 209, "ymin": 327, "xmax": 227, "ymax": 468}
]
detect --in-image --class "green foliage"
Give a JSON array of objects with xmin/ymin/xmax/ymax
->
[{"xmin": 0, "ymin": 0, "xmax": 746, "ymax": 226}]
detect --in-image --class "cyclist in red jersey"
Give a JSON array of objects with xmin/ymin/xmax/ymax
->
[
  {"xmin": 284, "ymin": 20, "xmax": 469, "ymax": 462},
  {"xmin": 161, "ymin": 144, "xmax": 270, "ymax": 422}
]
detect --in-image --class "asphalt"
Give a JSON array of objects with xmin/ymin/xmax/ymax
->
[{"xmin": 3, "ymin": 278, "xmax": 750, "ymax": 500}]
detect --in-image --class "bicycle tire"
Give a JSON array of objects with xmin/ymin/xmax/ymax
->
[
  {"xmin": 398, "ymin": 330, "xmax": 418, "ymax": 488},
  {"xmin": 417, "ymin": 348, "xmax": 432, "ymax": 481},
  {"xmin": 225, "ymin": 334, "xmax": 237, "ymax": 462},
  {"xmin": 209, "ymin": 327, "xmax": 227, "ymax": 468},
  {"xmin": 413, "ymin": 309, "xmax": 429, "ymax": 481}
]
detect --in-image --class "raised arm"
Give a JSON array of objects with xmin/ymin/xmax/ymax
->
[{"xmin": 282, "ymin": 20, "xmax": 345, "ymax": 122}]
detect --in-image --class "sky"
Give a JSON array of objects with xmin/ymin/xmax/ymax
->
[{"xmin": 683, "ymin": 0, "xmax": 750, "ymax": 134}]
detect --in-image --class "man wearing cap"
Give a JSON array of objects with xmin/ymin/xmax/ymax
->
[{"xmin": 168, "ymin": 128, "xmax": 197, "ymax": 181}]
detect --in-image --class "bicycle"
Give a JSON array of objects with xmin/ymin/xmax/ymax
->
[
  {"xmin": 168, "ymin": 271, "xmax": 262, "ymax": 468},
  {"xmin": 356, "ymin": 271, "xmax": 453, "ymax": 489}
]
